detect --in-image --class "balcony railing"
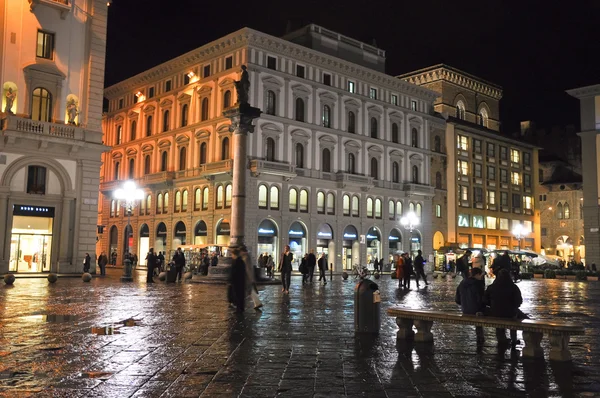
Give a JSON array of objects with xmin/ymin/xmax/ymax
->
[
  {"xmin": 1, "ymin": 114, "xmax": 101, "ymax": 143},
  {"xmin": 29, "ymin": 0, "xmax": 71, "ymax": 19},
  {"xmin": 249, "ymin": 159, "xmax": 296, "ymax": 179},
  {"xmin": 144, "ymin": 171, "xmax": 175, "ymax": 187},
  {"xmin": 335, "ymin": 172, "xmax": 373, "ymax": 189},
  {"xmin": 402, "ymin": 183, "xmax": 435, "ymax": 197}
]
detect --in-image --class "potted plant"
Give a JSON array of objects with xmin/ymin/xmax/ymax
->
[{"xmin": 544, "ymin": 269, "xmax": 556, "ymax": 279}]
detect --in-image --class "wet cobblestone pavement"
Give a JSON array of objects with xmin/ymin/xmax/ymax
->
[{"xmin": 1, "ymin": 269, "xmax": 599, "ymax": 397}]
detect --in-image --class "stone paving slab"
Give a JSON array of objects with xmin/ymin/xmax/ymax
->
[{"xmin": 0, "ymin": 269, "xmax": 600, "ymax": 397}]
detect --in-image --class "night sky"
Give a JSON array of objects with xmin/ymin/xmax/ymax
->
[{"xmin": 105, "ymin": 0, "xmax": 599, "ymax": 133}]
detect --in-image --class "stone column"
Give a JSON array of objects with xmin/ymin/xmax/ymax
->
[{"xmin": 0, "ymin": 188, "xmax": 9, "ymax": 274}]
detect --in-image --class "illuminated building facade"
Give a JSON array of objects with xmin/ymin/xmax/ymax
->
[
  {"xmin": 400, "ymin": 65, "xmax": 540, "ymax": 257},
  {"xmin": 0, "ymin": 0, "xmax": 108, "ymax": 273},
  {"xmin": 99, "ymin": 25, "xmax": 445, "ymax": 270}
]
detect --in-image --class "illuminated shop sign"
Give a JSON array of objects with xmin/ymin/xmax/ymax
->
[
  {"xmin": 289, "ymin": 230, "xmax": 304, "ymax": 236},
  {"xmin": 258, "ymin": 228, "xmax": 275, "ymax": 235},
  {"xmin": 389, "ymin": 236, "xmax": 399, "ymax": 241},
  {"xmin": 458, "ymin": 214, "xmax": 470, "ymax": 227},
  {"xmin": 343, "ymin": 233, "xmax": 357, "ymax": 239},
  {"xmin": 366, "ymin": 234, "xmax": 377, "ymax": 239},
  {"xmin": 13, "ymin": 205, "xmax": 55, "ymax": 217},
  {"xmin": 472, "ymin": 216, "xmax": 485, "ymax": 229},
  {"xmin": 317, "ymin": 231, "xmax": 332, "ymax": 238}
]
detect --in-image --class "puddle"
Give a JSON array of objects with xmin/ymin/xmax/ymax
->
[
  {"xmin": 91, "ymin": 326, "xmax": 120, "ymax": 335},
  {"xmin": 122, "ymin": 318, "xmax": 138, "ymax": 327},
  {"xmin": 18, "ymin": 314, "xmax": 79, "ymax": 323}
]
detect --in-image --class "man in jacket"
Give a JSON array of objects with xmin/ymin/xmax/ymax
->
[
  {"xmin": 456, "ymin": 250, "xmax": 471, "ymax": 279},
  {"xmin": 484, "ymin": 269, "xmax": 524, "ymax": 347},
  {"xmin": 414, "ymin": 250, "xmax": 428, "ymax": 288},
  {"xmin": 307, "ymin": 249, "xmax": 317, "ymax": 283},
  {"xmin": 146, "ymin": 248, "xmax": 156, "ymax": 283},
  {"xmin": 172, "ymin": 248, "xmax": 186, "ymax": 282},
  {"xmin": 317, "ymin": 253, "xmax": 327, "ymax": 285},
  {"xmin": 456, "ymin": 267, "xmax": 486, "ymax": 343},
  {"xmin": 83, "ymin": 253, "xmax": 91, "ymax": 273},
  {"xmin": 279, "ymin": 245, "xmax": 294, "ymax": 293},
  {"xmin": 97, "ymin": 251, "xmax": 108, "ymax": 276},
  {"xmin": 402, "ymin": 253, "xmax": 413, "ymax": 289}
]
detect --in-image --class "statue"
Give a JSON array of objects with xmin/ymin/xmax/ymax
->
[
  {"xmin": 233, "ymin": 65, "xmax": 250, "ymax": 105},
  {"xmin": 67, "ymin": 100, "xmax": 79, "ymax": 125},
  {"xmin": 4, "ymin": 87, "xmax": 16, "ymax": 114}
]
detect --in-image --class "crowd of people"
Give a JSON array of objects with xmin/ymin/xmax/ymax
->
[{"xmin": 394, "ymin": 250, "xmax": 428, "ymax": 289}]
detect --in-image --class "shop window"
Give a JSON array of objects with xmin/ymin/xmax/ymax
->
[
  {"xmin": 26, "ymin": 166, "xmax": 46, "ymax": 194},
  {"xmin": 225, "ymin": 184, "xmax": 232, "ymax": 208},
  {"xmin": 202, "ymin": 187, "xmax": 209, "ymax": 210},
  {"xmin": 270, "ymin": 186, "xmax": 279, "ymax": 210},
  {"xmin": 343, "ymin": 194, "xmax": 351, "ymax": 216}
]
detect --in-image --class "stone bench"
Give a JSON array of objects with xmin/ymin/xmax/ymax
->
[{"xmin": 387, "ymin": 307, "xmax": 584, "ymax": 362}]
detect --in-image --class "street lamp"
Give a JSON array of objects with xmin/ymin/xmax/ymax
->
[
  {"xmin": 401, "ymin": 211, "xmax": 420, "ymax": 257},
  {"xmin": 512, "ymin": 223, "xmax": 528, "ymax": 251},
  {"xmin": 114, "ymin": 180, "xmax": 144, "ymax": 282}
]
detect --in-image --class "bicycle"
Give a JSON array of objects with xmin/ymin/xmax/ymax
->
[{"xmin": 352, "ymin": 264, "xmax": 370, "ymax": 280}]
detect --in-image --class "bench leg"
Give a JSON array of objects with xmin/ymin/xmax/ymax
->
[
  {"xmin": 396, "ymin": 318, "xmax": 415, "ymax": 340},
  {"xmin": 549, "ymin": 334, "xmax": 572, "ymax": 362},
  {"xmin": 414, "ymin": 320, "xmax": 434, "ymax": 343},
  {"xmin": 522, "ymin": 331, "xmax": 544, "ymax": 359}
]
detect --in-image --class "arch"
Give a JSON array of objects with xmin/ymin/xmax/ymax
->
[
  {"xmin": 396, "ymin": 201, "xmax": 403, "ymax": 218},
  {"xmin": 563, "ymin": 202, "xmax": 570, "ymax": 219},
  {"xmin": 258, "ymin": 184, "xmax": 268, "ymax": 208},
  {"xmin": 367, "ymin": 197, "xmax": 374, "ymax": 218},
  {"xmin": 455, "ymin": 99, "xmax": 466, "ymax": 120},
  {"xmin": 392, "ymin": 123, "xmax": 399, "ymax": 143},
  {"xmin": 173, "ymin": 221, "xmax": 187, "ymax": 245},
  {"xmin": 202, "ymin": 186, "xmax": 209, "ymax": 210},
  {"xmin": 0, "ymin": 156, "xmax": 73, "ymax": 191},
  {"xmin": 289, "ymin": 188, "xmax": 298, "ymax": 211},
  {"xmin": 433, "ymin": 231, "xmax": 444, "ymax": 250},
  {"xmin": 389, "ymin": 228, "xmax": 403, "ymax": 252},
  {"xmin": 289, "ymin": 221, "xmax": 307, "ymax": 238},
  {"xmin": 366, "ymin": 226, "xmax": 382, "ymax": 262},
  {"xmin": 326, "ymin": 192, "xmax": 335, "ymax": 215},
  {"xmin": 258, "ymin": 218, "xmax": 279, "ymax": 236},
  {"xmin": 194, "ymin": 220, "xmax": 208, "ymax": 245},
  {"xmin": 225, "ymin": 184, "xmax": 232, "ymax": 208},
  {"xmin": 269, "ymin": 185, "xmax": 279, "ymax": 209},
  {"xmin": 215, "ymin": 219, "xmax": 231, "ymax": 245},
  {"xmin": 352, "ymin": 195, "xmax": 360, "ymax": 216},
  {"xmin": 174, "ymin": 190, "xmax": 181, "ymax": 212},
  {"xmin": 316, "ymin": 223, "xmax": 334, "ymax": 239},
  {"xmin": 478, "ymin": 107, "xmax": 488, "ymax": 127},
  {"xmin": 557, "ymin": 202, "xmax": 564, "ymax": 219},
  {"xmin": 216, "ymin": 185, "xmax": 224, "ymax": 208},
  {"xmin": 317, "ymin": 191, "xmax": 325, "ymax": 213},
  {"xmin": 343, "ymin": 194, "xmax": 351, "ymax": 216},
  {"xmin": 343, "ymin": 225, "xmax": 359, "ymax": 240},
  {"xmin": 155, "ymin": 222, "xmax": 167, "ymax": 250}
]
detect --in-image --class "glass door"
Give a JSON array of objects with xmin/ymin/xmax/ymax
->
[{"xmin": 9, "ymin": 234, "xmax": 52, "ymax": 272}]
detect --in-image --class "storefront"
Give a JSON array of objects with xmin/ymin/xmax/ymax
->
[
  {"xmin": 316, "ymin": 223, "xmax": 334, "ymax": 268},
  {"xmin": 288, "ymin": 221, "xmax": 307, "ymax": 265},
  {"xmin": 389, "ymin": 228, "xmax": 403, "ymax": 264},
  {"xmin": 257, "ymin": 219, "xmax": 278, "ymax": 261},
  {"xmin": 366, "ymin": 227, "xmax": 381, "ymax": 265},
  {"xmin": 9, "ymin": 205, "xmax": 54, "ymax": 273},
  {"xmin": 173, "ymin": 221, "xmax": 187, "ymax": 246},
  {"xmin": 500, "ymin": 236, "xmax": 510, "ymax": 249},
  {"xmin": 194, "ymin": 220, "xmax": 207, "ymax": 245},
  {"xmin": 215, "ymin": 219, "xmax": 230, "ymax": 247},
  {"xmin": 487, "ymin": 236, "xmax": 498, "ymax": 250},
  {"xmin": 410, "ymin": 231, "xmax": 422, "ymax": 257},
  {"xmin": 342, "ymin": 225, "xmax": 359, "ymax": 270},
  {"xmin": 155, "ymin": 222, "xmax": 167, "ymax": 252},
  {"xmin": 138, "ymin": 224, "xmax": 149, "ymax": 266}
]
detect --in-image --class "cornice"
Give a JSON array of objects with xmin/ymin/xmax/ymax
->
[{"xmin": 566, "ymin": 84, "xmax": 600, "ymax": 99}]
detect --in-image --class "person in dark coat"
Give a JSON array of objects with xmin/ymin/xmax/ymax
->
[
  {"xmin": 402, "ymin": 253, "xmax": 413, "ymax": 289},
  {"xmin": 414, "ymin": 250, "xmax": 428, "ymax": 288},
  {"xmin": 300, "ymin": 254, "xmax": 308, "ymax": 284},
  {"xmin": 97, "ymin": 251, "xmax": 108, "ymax": 276},
  {"xmin": 317, "ymin": 253, "xmax": 327, "ymax": 285},
  {"xmin": 307, "ymin": 249, "xmax": 317, "ymax": 283},
  {"xmin": 172, "ymin": 247, "xmax": 186, "ymax": 282},
  {"xmin": 456, "ymin": 267, "xmax": 486, "ymax": 343},
  {"xmin": 83, "ymin": 253, "xmax": 91, "ymax": 273},
  {"xmin": 456, "ymin": 250, "xmax": 471, "ymax": 279},
  {"xmin": 279, "ymin": 245, "xmax": 293, "ymax": 293},
  {"xmin": 484, "ymin": 269, "xmax": 523, "ymax": 347},
  {"xmin": 229, "ymin": 248, "xmax": 246, "ymax": 312},
  {"xmin": 145, "ymin": 248, "xmax": 156, "ymax": 283},
  {"xmin": 158, "ymin": 251, "xmax": 165, "ymax": 272},
  {"xmin": 211, "ymin": 252, "xmax": 219, "ymax": 267}
]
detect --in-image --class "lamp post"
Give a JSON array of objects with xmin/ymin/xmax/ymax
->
[
  {"xmin": 114, "ymin": 180, "xmax": 144, "ymax": 282},
  {"xmin": 400, "ymin": 211, "xmax": 420, "ymax": 257},
  {"xmin": 512, "ymin": 223, "xmax": 528, "ymax": 251}
]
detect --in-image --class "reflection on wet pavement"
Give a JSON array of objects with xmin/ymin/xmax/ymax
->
[{"xmin": 0, "ymin": 269, "xmax": 599, "ymax": 397}]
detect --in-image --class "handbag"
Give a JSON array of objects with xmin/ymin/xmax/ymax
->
[{"xmin": 251, "ymin": 285, "xmax": 262, "ymax": 309}]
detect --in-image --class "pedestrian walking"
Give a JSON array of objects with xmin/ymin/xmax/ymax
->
[
  {"xmin": 317, "ymin": 253, "xmax": 327, "ymax": 285},
  {"xmin": 395, "ymin": 254, "xmax": 405, "ymax": 287},
  {"xmin": 83, "ymin": 253, "xmax": 91, "ymax": 273},
  {"xmin": 266, "ymin": 254, "xmax": 274, "ymax": 278},
  {"xmin": 307, "ymin": 249, "xmax": 317, "ymax": 282},
  {"xmin": 229, "ymin": 248, "xmax": 246, "ymax": 312},
  {"xmin": 374, "ymin": 257, "xmax": 380, "ymax": 273},
  {"xmin": 172, "ymin": 247, "xmax": 186, "ymax": 282},
  {"xmin": 211, "ymin": 251, "xmax": 219, "ymax": 267},
  {"xmin": 402, "ymin": 253, "xmax": 413, "ymax": 289},
  {"xmin": 132, "ymin": 253, "xmax": 138, "ymax": 268},
  {"xmin": 457, "ymin": 250, "xmax": 471, "ymax": 279},
  {"xmin": 300, "ymin": 254, "xmax": 309, "ymax": 284},
  {"xmin": 456, "ymin": 267, "xmax": 486, "ymax": 343},
  {"xmin": 414, "ymin": 250, "xmax": 428, "ymax": 288},
  {"xmin": 158, "ymin": 251, "xmax": 165, "ymax": 271},
  {"xmin": 145, "ymin": 248, "xmax": 156, "ymax": 283},
  {"xmin": 97, "ymin": 251, "xmax": 108, "ymax": 276},
  {"xmin": 279, "ymin": 245, "xmax": 293, "ymax": 293},
  {"xmin": 484, "ymin": 269, "xmax": 524, "ymax": 348}
]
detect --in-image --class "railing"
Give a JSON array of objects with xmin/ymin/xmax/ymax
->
[
  {"xmin": 336, "ymin": 172, "xmax": 372, "ymax": 186},
  {"xmin": 402, "ymin": 183, "xmax": 435, "ymax": 196},
  {"xmin": 1, "ymin": 114, "xmax": 97, "ymax": 141},
  {"xmin": 144, "ymin": 171, "xmax": 175, "ymax": 186},
  {"xmin": 249, "ymin": 159, "xmax": 296, "ymax": 178},
  {"xmin": 202, "ymin": 159, "xmax": 233, "ymax": 174}
]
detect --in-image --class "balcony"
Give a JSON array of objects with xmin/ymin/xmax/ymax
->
[
  {"xmin": 29, "ymin": 0, "xmax": 71, "ymax": 19},
  {"xmin": 144, "ymin": 171, "xmax": 175, "ymax": 188},
  {"xmin": 336, "ymin": 172, "xmax": 373, "ymax": 189},
  {"xmin": 402, "ymin": 183, "xmax": 435, "ymax": 197},
  {"xmin": 1, "ymin": 114, "xmax": 101, "ymax": 143},
  {"xmin": 249, "ymin": 159, "xmax": 296, "ymax": 179}
]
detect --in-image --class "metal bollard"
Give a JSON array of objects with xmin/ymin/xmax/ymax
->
[{"xmin": 330, "ymin": 263, "xmax": 333, "ymax": 281}]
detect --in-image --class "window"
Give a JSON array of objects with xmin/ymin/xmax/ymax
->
[
  {"xmin": 148, "ymin": 87, "xmax": 155, "ymax": 98},
  {"xmin": 500, "ymin": 169, "xmax": 508, "ymax": 183},
  {"xmin": 265, "ymin": 137, "xmax": 275, "ymax": 161},
  {"xmin": 435, "ymin": 172, "xmax": 442, "ymax": 189},
  {"xmin": 182, "ymin": 190, "xmax": 188, "ymax": 212},
  {"xmin": 267, "ymin": 56, "xmax": 277, "ymax": 70},
  {"xmin": 114, "ymin": 161, "xmax": 120, "ymax": 180},
  {"xmin": 201, "ymin": 98, "xmax": 209, "ymax": 121},
  {"xmin": 501, "ymin": 192, "xmax": 508, "ymax": 207},
  {"xmin": 512, "ymin": 193, "xmax": 521, "ymax": 209},
  {"xmin": 179, "ymin": 147, "xmax": 187, "ymax": 170},
  {"xmin": 412, "ymin": 165, "xmax": 419, "ymax": 184},
  {"xmin": 216, "ymin": 186, "xmax": 224, "ymax": 209},
  {"xmin": 31, "ymin": 88, "xmax": 52, "ymax": 122},
  {"xmin": 458, "ymin": 160, "xmax": 469, "ymax": 176},
  {"xmin": 202, "ymin": 187, "xmax": 209, "ymax": 210},
  {"xmin": 370, "ymin": 117, "xmax": 378, "ymax": 138},
  {"xmin": 299, "ymin": 189, "xmax": 308, "ymax": 212},
  {"xmin": 322, "ymin": 148, "xmax": 331, "ymax": 172},
  {"xmin": 146, "ymin": 115, "xmax": 153, "ymax": 136},
  {"xmin": 295, "ymin": 98, "xmax": 305, "ymax": 122},
  {"xmin": 296, "ymin": 65, "xmax": 305, "ymax": 78},
  {"xmin": 266, "ymin": 90, "xmax": 276, "ymax": 115},
  {"xmin": 160, "ymin": 151, "xmax": 168, "ymax": 172},
  {"xmin": 457, "ymin": 135, "xmax": 468, "ymax": 150},
  {"xmin": 500, "ymin": 146, "xmax": 508, "ymax": 161},
  {"xmin": 460, "ymin": 185, "xmax": 469, "ymax": 202},
  {"xmin": 139, "ymin": 197, "xmax": 145, "ymax": 216},
  {"xmin": 322, "ymin": 105, "xmax": 331, "ymax": 128},
  {"xmin": 194, "ymin": 188, "xmax": 201, "ymax": 211},
  {"xmin": 375, "ymin": 198, "xmax": 382, "ymax": 219},
  {"xmin": 523, "ymin": 152, "xmax": 531, "ymax": 167},
  {"xmin": 165, "ymin": 80, "xmax": 172, "ymax": 92},
  {"xmin": 203, "ymin": 65, "xmax": 211, "ymax": 78},
  {"xmin": 473, "ymin": 139, "xmax": 482, "ymax": 154},
  {"xmin": 184, "ymin": 73, "xmax": 191, "ymax": 85},
  {"xmin": 348, "ymin": 81, "xmax": 355, "ymax": 93},
  {"xmin": 557, "ymin": 202, "xmax": 564, "ymax": 219},
  {"xmin": 317, "ymin": 192, "xmax": 325, "ymax": 214},
  {"xmin": 511, "ymin": 172, "xmax": 520, "ymax": 185},
  {"xmin": 162, "ymin": 110, "xmax": 170, "ymax": 132},
  {"xmin": 434, "ymin": 136, "xmax": 441, "ymax": 152},
  {"xmin": 487, "ymin": 216, "xmax": 497, "ymax": 229},
  {"xmin": 27, "ymin": 166, "xmax": 46, "ymax": 194},
  {"xmin": 367, "ymin": 197, "xmax": 374, "ymax": 218},
  {"xmin": 116, "ymin": 126, "xmax": 122, "ymax": 145},
  {"xmin": 486, "ymin": 166, "xmax": 495, "ymax": 181},
  {"xmin": 478, "ymin": 109, "xmax": 488, "ymax": 127},
  {"xmin": 416, "ymin": 203, "xmax": 422, "ymax": 221},
  {"xmin": 221, "ymin": 137, "xmax": 230, "ymax": 160},
  {"xmin": 348, "ymin": 111, "xmax": 356, "ymax": 133},
  {"xmin": 409, "ymin": 202, "xmax": 415, "ymax": 213},
  {"xmin": 411, "ymin": 128, "xmax": 418, "ymax": 148},
  {"xmin": 539, "ymin": 194, "xmax": 547, "ymax": 202},
  {"xmin": 225, "ymin": 184, "xmax": 232, "ymax": 208},
  {"xmin": 511, "ymin": 149, "xmax": 520, "ymax": 164},
  {"xmin": 130, "ymin": 120, "xmax": 137, "ymax": 141},
  {"xmin": 260, "ymin": 184, "xmax": 270, "ymax": 207},
  {"xmin": 270, "ymin": 186, "xmax": 279, "ymax": 210},
  {"xmin": 36, "ymin": 31, "xmax": 54, "ymax": 59},
  {"xmin": 323, "ymin": 73, "xmax": 331, "ymax": 86},
  {"xmin": 347, "ymin": 153, "xmax": 356, "ymax": 174},
  {"xmin": 289, "ymin": 188, "xmax": 298, "ymax": 212},
  {"xmin": 295, "ymin": 143, "xmax": 304, "ymax": 168},
  {"xmin": 389, "ymin": 200, "xmax": 395, "ymax": 220},
  {"xmin": 199, "ymin": 142, "xmax": 207, "ymax": 165},
  {"xmin": 128, "ymin": 158, "xmax": 135, "ymax": 179},
  {"xmin": 175, "ymin": 191, "xmax": 181, "ymax": 212},
  {"xmin": 456, "ymin": 101, "xmax": 465, "ymax": 120},
  {"xmin": 391, "ymin": 95, "xmax": 398, "ymax": 106},
  {"xmin": 541, "ymin": 227, "xmax": 547, "ymax": 237},
  {"xmin": 524, "ymin": 174, "xmax": 531, "ymax": 188},
  {"xmin": 487, "ymin": 143, "xmax": 495, "ymax": 158},
  {"xmin": 343, "ymin": 195, "xmax": 351, "ymax": 216},
  {"xmin": 436, "ymin": 204, "xmax": 442, "ymax": 218},
  {"xmin": 499, "ymin": 218, "xmax": 509, "ymax": 230},
  {"xmin": 564, "ymin": 202, "xmax": 570, "ymax": 219},
  {"xmin": 369, "ymin": 88, "xmax": 377, "ymax": 100},
  {"xmin": 163, "ymin": 192, "xmax": 169, "ymax": 214},
  {"xmin": 352, "ymin": 196, "xmax": 360, "ymax": 217},
  {"xmin": 392, "ymin": 123, "xmax": 399, "ymax": 143},
  {"xmin": 396, "ymin": 201, "xmax": 402, "ymax": 218},
  {"xmin": 225, "ymin": 56, "xmax": 233, "ymax": 70},
  {"xmin": 474, "ymin": 164, "xmax": 482, "ymax": 178},
  {"xmin": 223, "ymin": 91, "xmax": 232, "ymax": 109},
  {"xmin": 144, "ymin": 155, "xmax": 151, "ymax": 174},
  {"xmin": 488, "ymin": 190, "xmax": 496, "ymax": 205},
  {"xmin": 411, "ymin": 100, "xmax": 417, "ymax": 111},
  {"xmin": 156, "ymin": 193, "xmax": 163, "ymax": 214},
  {"xmin": 393, "ymin": 162, "xmax": 400, "ymax": 183},
  {"xmin": 473, "ymin": 187, "xmax": 483, "ymax": 204},
  {"xmin": 370, "ymin": 158, "xmax": 378, "ymax": 179},
  {"xmin": 523, "ymin": 196, "xmax": 533, "ymax": 210}
]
